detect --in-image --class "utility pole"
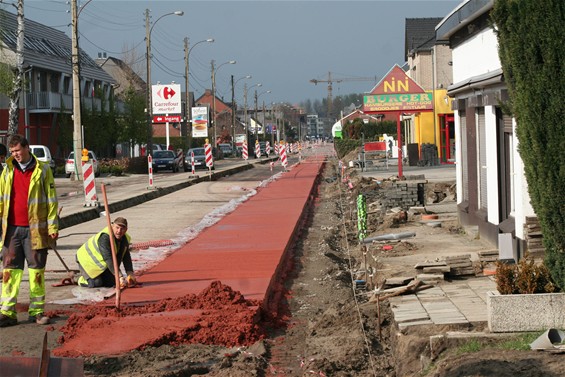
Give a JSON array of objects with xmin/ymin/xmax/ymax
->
[
  {"xmin": 71, "ymin": 0, "xmax": 83, "ymax": 180},
  {"xmin": 254, "ymin": 89, "xmax": 258, "ymax": 142},
  {"xmin": 211, "ymin": 60, "xmax": 216, "ymax": 146},
  {"xmin": 231, "ymin": 75, "xmax": 235, "ymax": 149},
  {"xmin": 243, "ymin": 83, "xmax": 248, "ymax": 143},
  {"xmin": 184, "ymin": 37, "xmax": 190, "ymax": 149},
  {"xmin": 145, "ymin": 8, "xmax": 153, "ymax": 156}
]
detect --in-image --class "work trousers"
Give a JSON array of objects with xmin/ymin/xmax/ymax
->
[{"xmin": 1, "ymin": 225, "xmax": 48, "ymax": 318}]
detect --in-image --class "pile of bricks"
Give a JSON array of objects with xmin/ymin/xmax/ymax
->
[
  {"xmin": 414, "ymin": 254, "xmax": 475, "ymax": 278},
  {"xmin": 380, "ymin": 181, "xmax": 426, "ymax": 211}
]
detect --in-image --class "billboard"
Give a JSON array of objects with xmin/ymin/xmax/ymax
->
[
  {"xmin": 191, "ymin": 107, "xmax": 209, "ymax": 138},
  {"xmin": 152, "ymin": 84, "xmax": 181, "ymax": 115}
]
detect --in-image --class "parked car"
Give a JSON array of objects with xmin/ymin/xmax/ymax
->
[
  {"xmin": 184, "ymin": 147, "xmax": 214, "ymax": 171},
  {"xmin": 152, "ymin": 150, "xmax": 178, "ymax": 172},
  {"xmin": 218, "ymin": 143, "xmax": 233, "ymax": 158},
  {"xmin": 65, "ymin": 151, "xmax": 99, "ymax": 178},
  {"xmin": 30, "ymin": 145, "xmax": 55, "ymax": 170}
]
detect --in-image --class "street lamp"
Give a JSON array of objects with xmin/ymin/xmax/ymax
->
[
  {"xmin": 184, "ymin": 38, "xmax": 214, "ymax": 148},
  {"xmin": 254, "ymin": 89, "xmax": 271, "ymax": 141},
  {"xmin": 211, "ymin": 59, "xmax": 236, "ymax": 145},
  {"xmin": 145, "ymin": 9, "xmax": 184, "ymax": 156},
  {"xmin": 231, "ymin": 75, "xmax": 251, "ymax": 151},
  {"xmin": 243, "ymin": 83, "xmax": 261, "ymax": 143}
]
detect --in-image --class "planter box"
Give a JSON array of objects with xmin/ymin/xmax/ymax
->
[{"xmin": 487, "ymin": 291, "xmax": 565, "ymax": 332}]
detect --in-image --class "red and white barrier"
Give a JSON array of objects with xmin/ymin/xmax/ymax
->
[
  {"xmin": 204, "ymin": 143, "xmax": 213, "ymax": 170},
  {"xmin": 274, "ymin": 143, "xmax": 279, "ymax": 155},
  {"xmin": 265, "ymin": 141, "xmax": 271, "ymax": 156},
  {"xmin": 242, "ymin": 142, "xmax": 248, "ymax": 161},
  {"xmin": 255, "ymin": 141, "xmax": 260, "ymax": 158},
  {"xmin": 280, "ymin": 143, "xmax": 288, "ymax": 169},
  {"xmin": 82, "ymin": 160, "xmax": 98, "ymax": 206},
  {"xmin": 191, "ymin": 151, "xmax": 195, "ymax": 175},
  {"xmin": 147, "ymin": 155, "xmax": 154, "ymax": 188}
]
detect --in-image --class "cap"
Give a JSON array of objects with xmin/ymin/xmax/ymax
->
[{"xmin": 113, "ymin": 217, "xmax": 128, "ymax": 228}]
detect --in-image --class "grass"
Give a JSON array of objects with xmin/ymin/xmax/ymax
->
[{"xmin": 455, "ymin": 332, "xmax": 543, "ymax": 354}]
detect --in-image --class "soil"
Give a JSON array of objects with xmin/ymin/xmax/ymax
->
[{"xmin": 1, "ymin": 156, "xmax": 564, "ymax": 376}]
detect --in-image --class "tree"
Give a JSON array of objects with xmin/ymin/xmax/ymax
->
[
  {"xmin": 117, "ymin": 86, "xmax": 148, "ymax": 147},
  {"xmin": 492, "ymin": 1, "xmax": 565, "ymax": 288}
]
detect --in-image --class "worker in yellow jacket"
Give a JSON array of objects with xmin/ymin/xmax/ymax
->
[
  {"xmin": 76, "ymin": 217, "xmax": 137, "ymax": 289},
  {"xmin": 0, "ymin": 135, "xmax": 58, "ymax": 327}
]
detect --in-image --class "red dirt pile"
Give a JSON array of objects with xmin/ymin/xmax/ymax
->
[{"xmin": 53, "ymin": 281, "xmax": 267, "ymax": 357}]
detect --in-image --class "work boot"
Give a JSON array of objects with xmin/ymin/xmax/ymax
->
[
  {"xmin": 29, "ymin": 313, "xmax": 50, "ymax": 325},
  {"xmin": 0, "ymin": 314, "xmax": 17, "ymax": 327}
]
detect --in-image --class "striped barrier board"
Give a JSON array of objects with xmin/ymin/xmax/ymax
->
[
  {"xmin": 204, "ymin": 143, "xmax": 213, "ymax": 168},
  {"xmin": 242, "ymin": 142, "xmax": 248, "ymax": 160},
  {"xmin": 280, "ymin": 144, "xmax": 288, "ymax": 168},
  {"xmin": 82, "ymin": 160, "xmax": 98, "ymax": 206},
  {"xmin": 255, "ymin": 141, "xmax": 260, "ymax": 158},
  {"xmin": 265, "ymin": 141, "xmax": 270, "ymax": 156}
]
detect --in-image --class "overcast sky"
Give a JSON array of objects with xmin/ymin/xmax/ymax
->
[{"xmin": 22, "ymin": 0, "xmax": 460, "ymax": 105}]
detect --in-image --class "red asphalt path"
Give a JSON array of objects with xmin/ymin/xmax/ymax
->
[
  {"xmin": 54, "ymin": 160, "xmax": 324, "ymax": 356},
  {"xmin": 123, "ymin": 160, "xmax": 322, "ymax": 304}
]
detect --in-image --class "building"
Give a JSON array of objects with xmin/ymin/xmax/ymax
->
[
  {"xmin": 404, "ymin": 17, "xmax": 455, "ymax": 164},
  {"xmin": 0, "ymin": 9, "xmax": 116, "ymax": 157},
  {"xmin": 436, "ymin": 0, "xmax": 536, "ymax": 260}
]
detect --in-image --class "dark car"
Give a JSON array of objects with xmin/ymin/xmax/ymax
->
[
  {"xmin": 218, "ymin": 143, "xmax": 233, "ymax": 158},
  {"xmin": 184, "ymin": 147, "xmax": 215, "ymax": 171},
  {"xmin": 152, "ymin": 150, "xmax": 178, "ymax": 172}
]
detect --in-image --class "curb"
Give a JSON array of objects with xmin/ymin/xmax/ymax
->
[{"xmin": 58, "ymin": 163, "xmax": 255, "ymax": 230}]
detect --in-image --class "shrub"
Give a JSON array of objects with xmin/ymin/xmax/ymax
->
[{"xmin": 495, "ymin": 257, "xmax": 559, "ymax": 295}]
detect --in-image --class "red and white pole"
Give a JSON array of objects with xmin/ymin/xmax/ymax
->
[
  {"xmin": 191, "ymin": 151, "xmax": 195, "ymax": 175},
  {"xmin": 148, "ymin": 155, "xmax": 154, "ymax": 188}
]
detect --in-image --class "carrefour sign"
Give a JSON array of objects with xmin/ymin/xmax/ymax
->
[{"xmin": 152, "ymin": 84, "xmax": 181, "ymax": 115}]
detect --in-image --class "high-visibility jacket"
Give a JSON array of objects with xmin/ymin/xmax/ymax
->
[
  {"xmin": 0, "ymin": 155, "xmax": 59, "ymax": 249},
  {"xmin": 77, "ymin": 227, "xmax": 132, "ymax": 279}
]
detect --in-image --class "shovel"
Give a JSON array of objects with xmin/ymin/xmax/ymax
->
[{"xmin": 49, "ymin": 239, "xmax": 77, "ymax": 287}]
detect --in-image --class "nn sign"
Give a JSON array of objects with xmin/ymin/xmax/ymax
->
[
  {"xmin": 362, "ymin": 64, "xmax": 433, "ymax": 179},
  {"xmin": 363, "ymin": 65, "xmax": 432, "ymax": 113}
]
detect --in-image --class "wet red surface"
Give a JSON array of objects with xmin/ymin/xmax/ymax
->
[{"xmin": 54, "ymin": 161, "xmax": 323, "ymax": 357}]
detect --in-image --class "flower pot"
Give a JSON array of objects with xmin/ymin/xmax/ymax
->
[{"xmin": 487, "ymin": 291, "xmax": 565, "ymax": 332}]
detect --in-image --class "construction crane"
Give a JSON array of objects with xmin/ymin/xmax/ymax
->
[{"xmin": 309, "ymin": 71, "xmax": 377, "ymax": 118}]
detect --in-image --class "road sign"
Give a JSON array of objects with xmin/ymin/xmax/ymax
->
[
  {"xmin": 152, "ymin": 84, "xmax": 181, "ymax": 115},
  {"xmin": 153, "ymin": 115, "xmax": 182, "ymax": 123}
]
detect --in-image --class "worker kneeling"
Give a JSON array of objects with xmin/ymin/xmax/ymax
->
[{"xmin": 76, "ymin": 217, "xmax": 137, "ymax": 288}]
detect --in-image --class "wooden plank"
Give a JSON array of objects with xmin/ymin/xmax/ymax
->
[{"xmin": 414, "ymin": 261, "xmax": 448, "ymax": 269}]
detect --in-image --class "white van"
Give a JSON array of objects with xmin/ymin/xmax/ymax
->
[{"xmin": 30, "ymin": 145, "xmax": 55, "ymax": 170}]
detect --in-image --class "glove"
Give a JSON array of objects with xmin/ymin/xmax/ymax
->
[
  {"xmin": 127, "ymin": 274, "xmax": 137, "ymax": 288},
  {"xmin": 119, "ymin": 276, "xmax": 127, "ymax": 289}
]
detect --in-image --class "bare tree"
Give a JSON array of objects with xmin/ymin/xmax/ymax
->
[{"xmin": 8, "ymin": 0, "xmax": 25, "ymax": 136}]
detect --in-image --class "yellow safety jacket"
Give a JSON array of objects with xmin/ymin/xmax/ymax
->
[
  {"xmin": 0, "ymin": 155, "xmax": 59, "ymax": 249},
  {"xmin": 77, "ymin": 227, "xmax": 132, "ymax": 279}
]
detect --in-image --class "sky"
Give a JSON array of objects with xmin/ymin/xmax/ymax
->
[{"xmin": 22, "ymin": 0, "xmax": 460, "ymax": 105}]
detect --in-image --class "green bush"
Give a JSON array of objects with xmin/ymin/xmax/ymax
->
[
  {"xmin": 495, "ymin": 257, "xmax": 559, "ymax": 295},
  {"xmin": 334, "ymin": 139, "xmax": 361, "ymax": 159},
  {"xmin": 493, "ymin": 0, "xmax": 565, "ymax": 289}
]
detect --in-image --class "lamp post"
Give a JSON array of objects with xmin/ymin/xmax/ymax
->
[
  {"xmin": 211, "ymin": 59, "xmax": 236, "ymax": 146},
  {"xmin": 184, "ymin": 37, "xmax": 213, "ymax": 148},
  {"xmin": 231, "ymin": 75, "xmax": 251, "ymax": 152},
  {"xmin": 254, "ymin": 90, "xmax": 271, "ymax": 141},
  {"xmin": 145, "ymin": 9, "xmax": 184, "ymax": 156}
]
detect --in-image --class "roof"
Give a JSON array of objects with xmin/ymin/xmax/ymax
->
[
  {"xmin": 436, "ymin": 0, "xmax": 494, "ymax": 41},
  {"xmin": 405, "ymin": 17, "xmax": 443, "ymax": 59},
  {"xmin": 0, "ymin": 9, "xmax": 114, "ymax": 83}
]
